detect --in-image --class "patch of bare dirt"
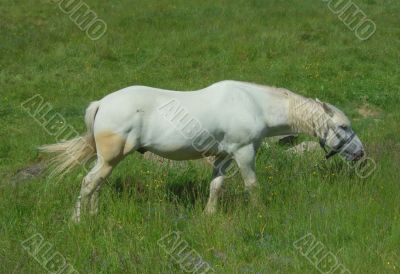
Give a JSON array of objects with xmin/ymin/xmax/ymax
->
[
  {"xmin": 11, "ymin": 162, "xmax": 47, "ymax": 186},
  {"xmin": 357, "ymin": 104, "xmax": 382, "ymax": 118},
  {"xmin": 286, "ymin": 141, "xmax": 321, "ymax": 155}
]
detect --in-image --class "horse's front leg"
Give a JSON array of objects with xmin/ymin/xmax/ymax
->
[
  {"xmin": 234, "ymin": 144, "xmax": 262, "ymax": 207},
  {"xmin": 204, "ymin": 157, "xmax": 232, "ymax": 214}
]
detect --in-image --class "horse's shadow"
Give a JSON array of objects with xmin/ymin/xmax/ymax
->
[
  {"xmin": 164, "ymin": 179, "xmax": 209, "ymax": 208},
  {"xmin": 112, "ymin": 174, "xmax": 211, "ymax": 209}
]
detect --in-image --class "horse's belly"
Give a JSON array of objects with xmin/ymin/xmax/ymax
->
[
  {"xmin": 140, "ymin": 117, "xmax": 218, "ymax": 160},
  {"xmin": 145, "ymin": 145, "xmax": 204, "ymax": 160}
]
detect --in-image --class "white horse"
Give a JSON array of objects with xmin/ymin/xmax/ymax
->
[{"xmin": 40, "ymin": 80, "xmax": 364, "ymax": 222}]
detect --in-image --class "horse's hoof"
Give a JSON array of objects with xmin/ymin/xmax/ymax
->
[
  {"xmin": 203, "ymin": 206, "xmax": 217, "ymax": 215},
  {"xmin": 71, "ymin": 214, "xmax": 81, "ymax": 223}
]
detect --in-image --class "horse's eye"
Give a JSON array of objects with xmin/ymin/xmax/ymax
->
[{"xmin": 340, "ymin": 125, "xmax": 348, "ymax": 130}]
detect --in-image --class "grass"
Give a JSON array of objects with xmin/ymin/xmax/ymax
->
[{"xmin": 1, "ymin": 0, "xmax": 399, "ymax": 273}]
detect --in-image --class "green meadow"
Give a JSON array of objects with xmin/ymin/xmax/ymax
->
[{"xmin": 1, "ymin": 0, "xmax": 399, "ymax": 273}]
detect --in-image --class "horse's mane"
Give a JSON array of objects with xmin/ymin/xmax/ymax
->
[{"xmin": 288, "ymin": 93, "xmax": 330, "ymax": 137}]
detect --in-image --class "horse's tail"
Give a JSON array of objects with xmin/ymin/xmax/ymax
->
[{"xmin": 39, "ymin": 101, "xmax": 100, "ymax": 176}]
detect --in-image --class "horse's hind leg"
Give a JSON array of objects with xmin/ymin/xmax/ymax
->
[
  {"xmin": 72, "ymin": 132, "xmax": 136, "ymax": 222},
  {"xmin": 72, "ymin": 159, "xmax": 113, "ymax": 222},
  {"xmin": 89, "ymin": 177, "xmax": 102, "ymax": 216}
]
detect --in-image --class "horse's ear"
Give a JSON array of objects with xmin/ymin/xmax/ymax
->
[
  {"xmin": 315, "ymin": 98, "xmax": 334, "ymax": 116},
  {"xmin": 322, "ymin": 102, "xmax": 335, "ymax": 117}
]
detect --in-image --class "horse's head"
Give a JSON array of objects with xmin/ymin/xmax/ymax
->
[{"xmin": 316, "ymin": 100, "xmax": 364, "ymax": 161}]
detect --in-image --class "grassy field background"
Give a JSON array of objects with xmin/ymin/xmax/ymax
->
[{"xmin": 1, "ymin": 0, "xmax": 399, "ymax": 273}]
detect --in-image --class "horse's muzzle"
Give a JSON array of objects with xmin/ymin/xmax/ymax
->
[{"xmin": 352, "ymin": 150, "xmax": 365, "ymax": 161}]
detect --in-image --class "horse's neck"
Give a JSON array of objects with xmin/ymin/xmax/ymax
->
[
  {"xmin": 238, "ymin": 82, "xmax": 328, "ymax": 138},
  {"xmin": 287, "ymin": 93, "xmax": 328, "ymax": 138},
  {"xmin": 245, "ymin": 85, "xmax": 293, "ymax": 136}
]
